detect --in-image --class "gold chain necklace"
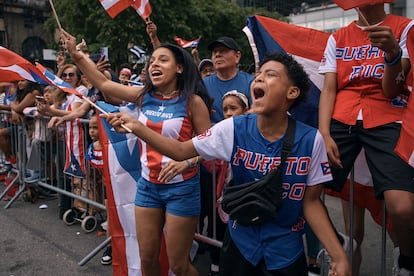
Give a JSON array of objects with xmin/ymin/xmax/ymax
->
[{"xmin": 154, "ymin": 90, "xmax": 179, "ymax": 98}]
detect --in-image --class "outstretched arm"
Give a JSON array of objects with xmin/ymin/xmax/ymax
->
[
  {"xmin": 105, "ymin": 111, "xmax": 198, "ymax": 161},
  {"xmin": 60, "ymin": 29, "xmax": 143, "ymax": 103}
]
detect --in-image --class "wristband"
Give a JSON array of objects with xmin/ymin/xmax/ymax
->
[{"xmin": 384, "ymin": 48, "xmax": 402, "ymax": 66}]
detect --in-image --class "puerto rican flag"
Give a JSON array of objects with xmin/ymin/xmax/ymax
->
[
  {"xmin": 99, "ymin": 0, "xmax": 130, "ymax": 18},
  {"xmin": 173, "ymin": 36, "xmax": 201, "ymax": 49},
  {"xmin": 131, "ymin": 0, "xmax": 152, "ymax": 20},
  {"xmin": 243, "ymin": 15, "xmax": 329, "ymax": 128},
  {"xmin": 63, "ymin": 103, "xmax": 86, "ymax": 178},
  {"xmin": 96, "ymin": 102, "xmax": 171, "ymax": 275},
  {"xmin": 0, "ymin": 46, "xmax": 60, "ymax": 86}
]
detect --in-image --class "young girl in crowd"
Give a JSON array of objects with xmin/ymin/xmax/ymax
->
[
  {"xmin": 61, "ymin": 29, "xmax": 211, "ymax": 276},
  {"xmin": 104, "ymin": 52, "xmax": 351, "ymax": 276}
]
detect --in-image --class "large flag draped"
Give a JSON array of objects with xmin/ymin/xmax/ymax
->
[
  {"xmin": 173, "ymin": 36, "xmax": 201, "ymax": 49},
  {"xmin": 243, "ymin": 15, "xmax": 329, "ymax": 127},
  {"xmin": 394, "ymin": 29, "xmax": 414, "ymax": 167},
  {"xmin": 96, "ymin": 102, "xmax": 171, "ymax": 275}
]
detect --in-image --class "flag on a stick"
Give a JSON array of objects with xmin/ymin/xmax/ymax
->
[
  {"xmin": 131, "ymin": 0, "xmax": 152, "ymax": 20},
  {"xmin": 99, "ymin": 0, "xmax": 130, "ymax": 18},
  {"xmin": 174, "ymin": 36, "xmax": 201, "ymax": 48}
]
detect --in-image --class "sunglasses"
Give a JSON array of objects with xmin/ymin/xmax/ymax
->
[{"xmin": 62, "ymin": 72, "xmax": 75, "ymax": 78}]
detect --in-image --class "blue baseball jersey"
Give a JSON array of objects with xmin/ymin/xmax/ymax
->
[
  {"xmin": 193, "ymin": 114, "xmax": 332, "ymax": 269},
  {"xmin": 203, "ymin": 71, "xmax": 253, "ymax": 123}
]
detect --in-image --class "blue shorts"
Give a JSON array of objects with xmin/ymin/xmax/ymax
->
[{"xmin": 135, "ymin": 177, "xmax": 200, "ymax": 217}]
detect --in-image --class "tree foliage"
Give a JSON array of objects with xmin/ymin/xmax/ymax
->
[{"xmin": 45, "ymin": 0, "xmax": 285, "ymax": 70}]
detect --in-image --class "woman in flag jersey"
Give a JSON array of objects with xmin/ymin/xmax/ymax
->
[{"xmin": 61, "ymin": 29, "xmax": 211, "ymax": 276}]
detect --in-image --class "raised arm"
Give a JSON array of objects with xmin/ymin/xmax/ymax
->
[{"xmin": 60, "ymin": 29, "xmax": 143, "ymax": 103}]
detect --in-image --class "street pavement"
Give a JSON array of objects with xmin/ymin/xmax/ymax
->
[{"xmin": 0, "ymin": 183, "xmax": 394, "ymax": 276}]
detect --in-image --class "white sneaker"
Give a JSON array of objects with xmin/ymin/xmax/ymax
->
[
  {"xmin": 316, "ymin": 232, "xmax": 357, "ymax": 274},
  {"xmin": 337, "ymin": 232, "xmax": 357, "ymax": 256}
]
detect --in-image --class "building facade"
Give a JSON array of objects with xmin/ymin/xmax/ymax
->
[
  {"xmin": 289, "ymin": 0, "xmax": 413, "ymax": 32},
  {"xmin": 0, "ymin": 0, "xmax": 52, "ymax": 61}
]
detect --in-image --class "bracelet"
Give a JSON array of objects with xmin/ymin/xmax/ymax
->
[
  {"xmin": 384, "ymin": 48, "xmax": 402, "ymax": 66},
  {"xmin": 186, "ymin": 156, "xmax": 199, "ymax": 168}
]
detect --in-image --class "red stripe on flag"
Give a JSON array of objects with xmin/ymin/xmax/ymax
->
[
  {"xmin": 99, "ymin": 0, "xmax": 130, "ymax": 18},
  {"xmin": 255, "ymin": 15, "xmax": 329, "ymax": 62}
]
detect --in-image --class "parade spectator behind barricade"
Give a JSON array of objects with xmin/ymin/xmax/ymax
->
[
  {"xmin": 318, "ymin": 3, "xmax": 414, "ymax": 276},
  {"xmin": 62, "ymin": 27, "xmax": 211, "ymax": 275},
  {"xmin": 23, "ymin": 86, "xmax": 56, "ymax": 183},
  {"xmin": 84, "ymin": 115, "xmax": 111, "ymax": 265},
  {"xmin": 118, "ymin": 63, "xmax": 133, "ymax": 86},
  {"xmin": 105, "ymin": 52, "xmax": 351, "ymax": 276},
  {"xmin": 204, "ymin": 36, "xmax": 253, "ymax": 124},
  {"xmin": 0, "ymin": 80, "xmax": 41, "ymax": 180},
  {"xmin": 198, "ymin": 59, "xmax": 215, "ymax": 79},
  {"xmin": 0, "ymin": 82, "xmax": 17, "ymax": 126}
]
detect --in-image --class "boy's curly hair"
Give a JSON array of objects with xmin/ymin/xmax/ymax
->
[{"xmin": 260, "ymin": 52, "xmax": 310, "ymax": 108}]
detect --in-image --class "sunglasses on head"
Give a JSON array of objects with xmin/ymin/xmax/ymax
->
[{"xmin": 62, "ymin": 72, "xmax": 75, "ymax": 78}]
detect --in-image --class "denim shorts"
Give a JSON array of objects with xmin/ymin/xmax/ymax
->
[{"xmin": 135, "ymin": 176, "xmax": 200, "ymax": 217}]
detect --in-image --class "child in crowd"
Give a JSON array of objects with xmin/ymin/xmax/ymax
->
[
  {"xmin": 106, "ymin": 52, "xmax": 351, "ymax": 276},
  {"xmin": 207, "ymin": 89, "xmax": 249, "ymax": 276},
  {"xmin": 84, "ymin": 115, "xmax": 110, "ymax": 265}
]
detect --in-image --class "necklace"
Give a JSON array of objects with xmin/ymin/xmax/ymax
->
[{"xmin": 154, "ymin": 89, "xmax": 179, "ymax": 98}]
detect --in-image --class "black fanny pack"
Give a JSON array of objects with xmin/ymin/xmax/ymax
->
[{"xmin": 220, "ymin": 118, "xmax": 296, "ymax": 226}]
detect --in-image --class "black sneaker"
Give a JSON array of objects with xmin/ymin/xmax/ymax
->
[{"xmin": 101, "ymin": 246, "xmax": 112, "ymax": 265}]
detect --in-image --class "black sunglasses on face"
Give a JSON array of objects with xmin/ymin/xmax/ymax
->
[{"xmin": 62, "ymin": 72, "xmax": 75, "ymax": 78}]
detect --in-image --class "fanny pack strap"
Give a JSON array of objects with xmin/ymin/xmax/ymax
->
[{"xmin": 279, "ymin": 117, "xmax": 296, "ymax": 171}]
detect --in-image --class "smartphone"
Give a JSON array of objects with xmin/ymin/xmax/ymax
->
[{"xmin": 35, "ymin": 96, "xmax": 47, "ymax": 104}]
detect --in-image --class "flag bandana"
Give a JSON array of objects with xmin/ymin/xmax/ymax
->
[
  {"xmin": 243, "ymin": 15, "xmax": 329, "ymax": 127},
  {"xmin": 174, "ymin": 36, "xmax": 201, "ymax": 48}
]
